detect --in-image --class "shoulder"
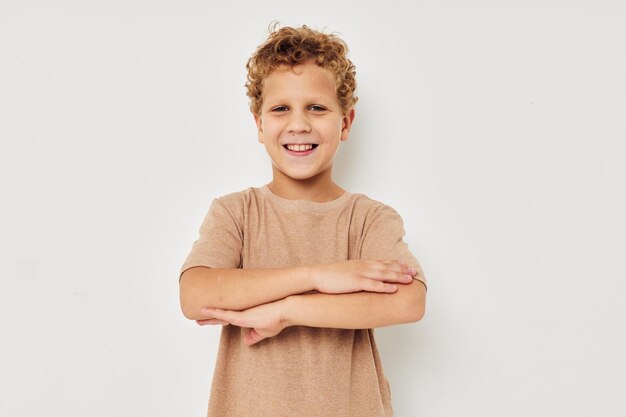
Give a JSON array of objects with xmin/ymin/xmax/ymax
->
[
  {"xmin": 349, "ymin": 192, "xmax": 405, "ymax": 226},
  {"xmin": 211, "ymin": 185, "xmax": 271, "ymax": 218},
  {"xmin": 214, "ymin": 186, "xmax": 259, "ymax": 208}
]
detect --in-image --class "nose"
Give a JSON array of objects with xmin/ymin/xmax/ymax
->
[{"xmin": 287, "ymin": 109, "xmax": 311, "ymax": 134}]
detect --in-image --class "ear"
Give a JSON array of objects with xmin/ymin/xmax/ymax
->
[
  {"xmin": 340, "ymin": 108, "xmax": 355, "ymax": 142},
  {"xmin": 253, "ymin": 112, "xmax": 264, "ymax": 144}
]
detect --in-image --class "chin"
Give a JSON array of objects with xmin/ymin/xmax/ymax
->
[
  {"xmin": 285, "ymin": 172, "xmax": 318, "ymax": 181},
  {"xmin": 273, "ymin": 163, "xmax": 330, "ymax": 182},
  {"xmin": 278, "ymin": 168, "xmax": 320, "ymax": 181}
]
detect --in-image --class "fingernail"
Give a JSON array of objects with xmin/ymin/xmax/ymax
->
[{"xmin": 409, "ymin": 267, "xmax": 416, "ymax": 274}]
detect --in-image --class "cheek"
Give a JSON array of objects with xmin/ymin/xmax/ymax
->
[
  {"xmin": 263, "ymin": 121, "xmax": 281, "ymax": 136},
  {"xmin": 326, "ymin": 122, "xmax": 344, "ymax": 139}
]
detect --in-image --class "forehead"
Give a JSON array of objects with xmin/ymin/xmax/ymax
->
[{"xmin": 262, "ymin": 62, "xmax": 338, "ymax": 100}]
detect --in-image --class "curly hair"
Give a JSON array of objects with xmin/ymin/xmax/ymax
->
[{"xmin": 246, "ymin": 23, "xmax": 358, "ymax": 116}]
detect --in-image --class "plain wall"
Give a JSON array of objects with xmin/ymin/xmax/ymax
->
[{"xmin": 1, "ymin": 0, "xmax": 625, "ymax": 416}]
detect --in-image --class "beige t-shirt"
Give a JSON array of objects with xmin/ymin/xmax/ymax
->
[{"xmin": 180, "ymin": 185, "xmax": 426, "ymax": 417}]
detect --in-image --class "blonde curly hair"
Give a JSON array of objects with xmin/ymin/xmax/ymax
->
[{"xmin": 246, "ymin": 23, "xmax": 358, "ymax": 116}]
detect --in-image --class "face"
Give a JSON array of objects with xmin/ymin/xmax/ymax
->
[{"xmin": 254, "ymin": 62, "xmax": 355, "ymax": 183}]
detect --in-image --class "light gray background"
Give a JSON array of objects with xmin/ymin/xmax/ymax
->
[{"xmin": 1, "ymin": 0, "xmax": 625, "ymax": 416}]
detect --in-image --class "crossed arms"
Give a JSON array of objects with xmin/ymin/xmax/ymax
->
[{"xmin": 179, "ymin": 260, "xmax": 427, "ymax": 345}]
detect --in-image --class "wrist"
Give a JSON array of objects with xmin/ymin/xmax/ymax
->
[
  {"xmin": 280, "ymin": 295, "xmax": 299, "ymax": 328},
  {"xmin": 298, "ymin": 265, "xmax": 319, "ymax": 292}
]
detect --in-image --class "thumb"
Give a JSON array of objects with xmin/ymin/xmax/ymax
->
[{"xmin": 244, "ymin": 328, "xmax": 265, "ymax": 346}]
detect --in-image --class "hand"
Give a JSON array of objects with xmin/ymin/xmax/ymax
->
[
  {"xmin": 311, "ymin": 259, "xmax": 417, "ymax": 295},
  {"xmin": 196, "ymin": 300, "xmax": 287, "ymax": 346}
]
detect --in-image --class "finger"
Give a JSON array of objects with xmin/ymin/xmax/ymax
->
[
  {"xmin": 200, "ymin": 307, "xmax": 221, "ymax": 319},
  {"xmin": 244, "ymin": 328, "xmax": 266, "ymax": 346},
  {"xmin": 202, "ymin": 307, "xmax": 229, "ymax": 319},
  {"xmin": 203, "ymin": 308, "xmax": 242, "ymax": 325},
  {"xmin": 371, "ymin": 260, "xmax": 410, "ymax": 273},
  {"xmin": 362, "ymin": 268, "xmax": 414, "ymax": 284},
  {"xmin": 371, "ymin": 261, "xmax": 417, "ymax": 278},
  {"xmin": 381, "ymin": 270, "xmax": 415, "ymax": 283},
  {"xmin": 196, "ymin": 319, "xmax": 229, "ymax": 326},
  {"xmin": 362, "ymin": 280, "xmax": 398, "ymax": 293}
]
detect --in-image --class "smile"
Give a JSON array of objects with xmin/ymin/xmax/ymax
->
[
  {"xmin": 284, "ymin": 144, "xmax": 318, "ymax": 152},
  {"xmin": 282, "ymin": 143, "xmax": 318, "ymax": 157}
]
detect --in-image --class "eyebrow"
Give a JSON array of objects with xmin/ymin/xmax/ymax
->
[{"xmin": 264, "ymin": 96, "xmax": 333, "ymax": 106}]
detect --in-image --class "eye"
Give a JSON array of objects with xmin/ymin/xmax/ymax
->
[
  {"xmin": 271, "ymin": 106, "xmax": 288, "ymax": 112},
  {"xmin": 309, "ymin": 105, "xmax": 327, "ymax": 112}
]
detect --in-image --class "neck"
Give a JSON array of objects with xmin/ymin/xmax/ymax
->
[{"xmin": 268, "ymin": 168, "xmax": 345, "ymax": 203}]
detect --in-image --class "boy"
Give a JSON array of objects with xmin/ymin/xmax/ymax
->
[{"xmin": 179, "ymin": 24, "xmax": 427, "ymax": 417}]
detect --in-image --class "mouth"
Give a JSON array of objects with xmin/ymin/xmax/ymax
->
[
  {"xmin": 283, "ymin": 143, "xmax": 318, "ymax": 152},
  {"xmin": 283, "ymin": 143, "xmax": 318, "ymax": 157}
]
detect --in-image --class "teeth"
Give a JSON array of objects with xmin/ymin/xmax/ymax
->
[{"xmin": 286, "ymin": 144, "xmax": 314, "ymax": 151}]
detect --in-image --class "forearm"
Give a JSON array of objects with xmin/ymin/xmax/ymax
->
[
  {"xmin": 180, "ymin": 266, "xmax": 315, "ymax": 319},
  {"xmin": 282, "ymin": 279, "xmax": 426, "ymax": 329}
]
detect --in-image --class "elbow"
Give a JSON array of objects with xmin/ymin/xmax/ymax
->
[
  {"xmin": 403, "ymin": 299, "xmax": 425, "ymax": 323},
  {"xmin": 180, "ymin": 302, "xmax": 196, "ymax": 321},
  {"xmin": 402, "ymin": 280, "xmax": 427, "ymax": 323},
  {"xmin": 179, "ymin": 272, "xmax": 196, "ymax": 320},
  {"xmin": 179, "ymin": 269, "xmax": 213, "ymax": 321},
  {"xmin": 180, "ymin": 307, "xmax": 194, "ymax": 321},
  {"xmin": 179, "ymin": 290, "xmax": 199, "ymax": 321},
  {"xmin": 408, "ymin": 303, "xmax": 426, "ymax": 323},
  {"xmin": 179, "ymin": 266, "xmax": 232, "ymax": 320},
  {"xmin": 180, "ymin": 293, "xmax": 210, "ymax": 321},
  {"xmin": 179, "ymin": 267, "xmax": 227, "ymax": 320}
]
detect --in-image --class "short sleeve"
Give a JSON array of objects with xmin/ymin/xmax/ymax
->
[
  {"xmin": 179, "ymin": 198, "xmax": 243, "ymax": 281},
  {"xmin": 360, "ymin": 205, "xmax": 427, "ymax": 290}
]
